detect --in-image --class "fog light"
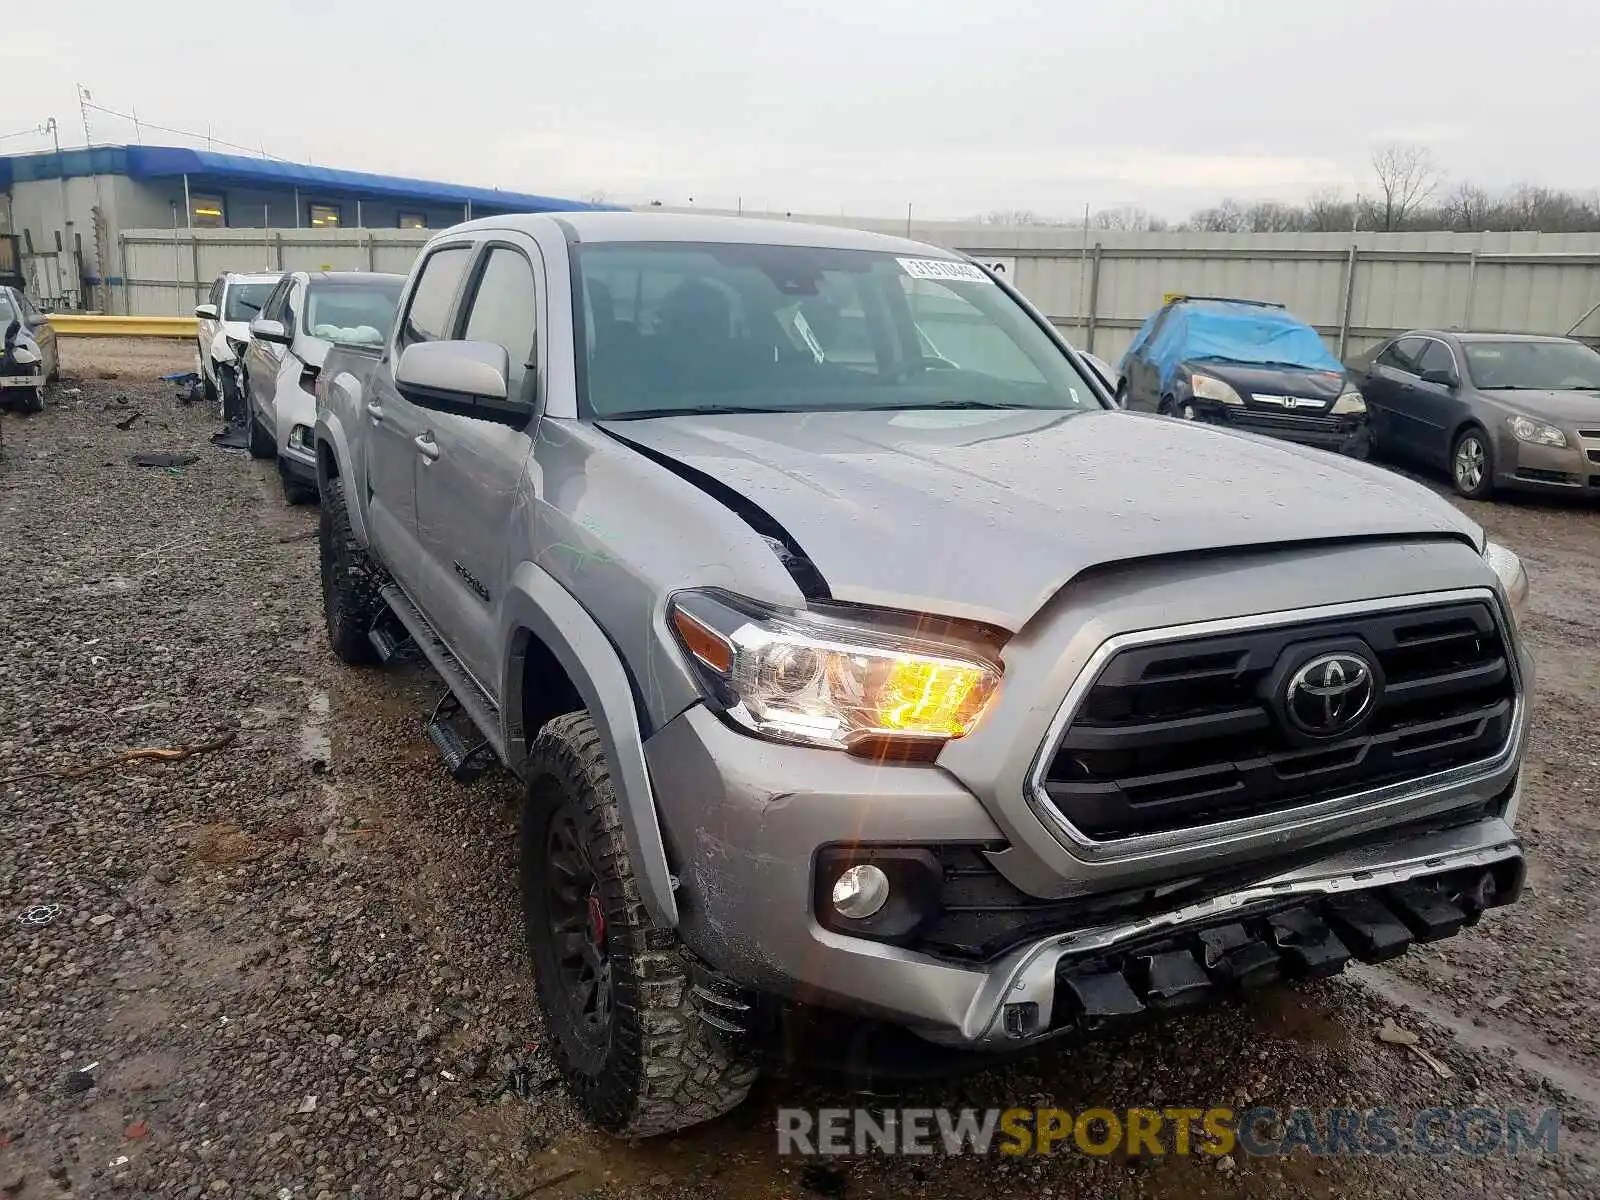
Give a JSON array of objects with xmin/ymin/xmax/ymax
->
[
  {"xmin": 291, "ymin": 424, "xmax": 314, "ymax": 451},
  {"xmin": 831, "ymin": 864, "xmax": 890, "ymax": 920}
]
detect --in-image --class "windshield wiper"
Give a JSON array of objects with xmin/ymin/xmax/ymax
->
[
  {"xmin": 603, "ymin": 404, "xmax": 780, "ymax": 420},
  {"xmin": 865, "ymin": 400, "xmax": 1044, "ymax": 412}
]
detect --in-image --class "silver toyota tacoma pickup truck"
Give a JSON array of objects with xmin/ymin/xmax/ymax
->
[{"xmin": 314, "ymin": 212, "xmax": 1532, "ymax": 1137}]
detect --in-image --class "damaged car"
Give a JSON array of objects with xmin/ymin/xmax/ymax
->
[
  {"xmin": 0, "ymin": 285, "xmax": 58, "ymax": 414},
  {"xmin": 313, "ymin": 214, "xmax": 1532, "ymax": 1138},
  {"xmin": 1119, "ymin": 295, "xmax": 1371, "ymax": 456}
]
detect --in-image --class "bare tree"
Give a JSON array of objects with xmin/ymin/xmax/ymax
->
[
  {"xmin": 1243, "ymin": 201, "xmax": 1304, "ymax": 233},
  {"xmin": 1442, "ymin": 182, "xmax": 1492, "ymax": 231},
  {"xmin": 1369, "ymin": 143, "xmax": 1443, "ymax": 231},
  {"xmin": 1183, "ymin": 199, "xmax": 1248, "ymax": 233},
  {"xmin": 975, "ymin": 208, "xmax": 1059, "ymax": 227},
  {"xmin": 1304, "ymin": 188, "xmax": 1357, "ymax": 232},
  {"xmin": 1092, "ymin": 204, "xmax": 1168, "ymax": 232}
]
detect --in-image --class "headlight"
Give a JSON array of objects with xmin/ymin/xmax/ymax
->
[
  {"xmin": 1331, "ymin": 387, "xmax": 1367, "ymax": 415},
  {"xmin": 291, "ymin": 424, "xmax": 315, "ymax": 451},
  {"xmin": 10, "ymin": 346, "xmax": 40, "ymax": 366},
  {"xmin": 1507, "ymin": 415, "xmax": 1566, "ymax": 448},
  {"xmin": 226, "ymin": 337, "xmax": 249, "ymax": 361},
  {"xmin": 1189, "ymin": 373, "xmax": 1243, "ymax": 405},
  {"xmin": 668, "ymin": 590, "xmax": 1003, "ymax": 755},
  {"xmin": 1483, "ymin": 541, "xmax": 1529, "ymax": 627}
]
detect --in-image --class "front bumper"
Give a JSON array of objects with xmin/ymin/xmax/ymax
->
[
  {"xmin": 646, "ymin": 703, "xmax": 1524, "ymax": 1049},
  {"xmin": 1192, "ymin": 400, "xmax": 1370, "ymax": 456},
  {"xmin": 278, "ymin": 449, "xmax": 317, "ymax": 491},
  {"xmin": 1493, "ymin": 428, "xmax": 1600, "ymax": 497}
]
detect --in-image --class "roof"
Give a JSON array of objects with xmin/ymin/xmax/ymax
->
[
  {"xmin": 460, "ymin": 210, "xmax": 960, "ymax": 254},
  {"xmin": 0, "ymin": 144, "xmax": 620, "ymax": 216},
  {"xmin": 1441, "ymin": 330, "xmax": 1576, "ymax": 344}
]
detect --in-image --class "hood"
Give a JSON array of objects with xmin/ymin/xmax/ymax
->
[
  {"xmin": 599, "ymin": 408, "xmax": 1481, "ymax": 629},
  {"xmin": 222, "ymin": 319, "xmax": 253, "ymax": 343},
  {"xmin": 1485, "ymin": 388, "xmax": 1600, "ymax": 425},
  {"xmin": 300, "ymin": 338, "xmax": 331, "ymax": 370},
  {"xmin": 1188, "ymin": 360, "xmax": 1348, "ymax": 403}
]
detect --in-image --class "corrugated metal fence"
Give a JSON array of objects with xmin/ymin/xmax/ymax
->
[{"xmin": 117, "ymin": 223, "xmax": 1600, "ymax": 363}]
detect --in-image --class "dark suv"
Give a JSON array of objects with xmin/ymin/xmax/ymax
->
[{"xmin": 1119, "ymin": 295, "xmax": 1372, "ymax": 457}]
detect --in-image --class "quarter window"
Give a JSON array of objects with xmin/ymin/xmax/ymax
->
[
  {"xmin": 399, "ymin": 247, "xmax": 473, "ymax": 349},
  {"xmin": 461, "ymin": 248, "xmax": 538, "ymax": 394}
]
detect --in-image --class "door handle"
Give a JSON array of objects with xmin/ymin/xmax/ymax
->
[
  {"xmin": 414, "ymin": 432, "xmax": 441, "ymax": 461},
  {"xmin": 365, "ymin": 402, "xmax": 384, "ymax": 421}
]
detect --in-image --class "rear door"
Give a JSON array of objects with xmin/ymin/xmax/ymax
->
[
  {"xmin": 412, "ymin": 239, "xmax": 543, "ymax": 694},
  {"xmin": 364, "ymin": 244, "xmax": 475, "ymax": 596}
]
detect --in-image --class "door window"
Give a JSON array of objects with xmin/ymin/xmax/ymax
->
[
  {"xmin": 1417, "ymin": 340, "xmax": 1457, "ymax": 381},
  {"xmin": 399, "ymin": 247, "xmax": 473, "ymax": 350},
  {"xmin": 460, "ymin": 248, "xmax": 538, "ymax": 394},
  {"xmin": 1376, "ymin": 337, "xmax": 1425, "ymax": 375},
  {"xmin": 260, "ymin": 278, "xmax": 293, "ymax": 324}
]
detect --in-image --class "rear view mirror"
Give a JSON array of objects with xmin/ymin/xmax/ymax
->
[
  {"xmin": 195, "ymin": 303, "xmax": 219, "ymax": 320},
  {"xmin": 1420, "ymin": 368, "xmax": 1457, "ymax": 388},
  {"xmin": 249, "ymin": 318, "xmax": 290, "ymax": 344},
  {"xmin": 395, "ymin": 340, "xmax": 529, "ymax": 427}
]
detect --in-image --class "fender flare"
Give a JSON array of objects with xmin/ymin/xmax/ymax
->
[
  {"xmin": 314, "ymin": 408, "xmax": 369, "ymax": 545},
  {"xmin": 501, "ymin": 561, "xmax": 679, "ymax": 929}
]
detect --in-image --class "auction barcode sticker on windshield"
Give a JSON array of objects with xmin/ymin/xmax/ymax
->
[{"xmin": 897, "ymin": 257, "xmax": 993, "ymax": 284}]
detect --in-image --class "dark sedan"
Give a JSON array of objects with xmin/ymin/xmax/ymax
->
[
  {"xmin": 1118, "ymin": 295, "xmax": 1372, "ymax": 457},
  {"xmin": 1352, "ymin": 330, "xmax": 1600, "ymax": 500}
]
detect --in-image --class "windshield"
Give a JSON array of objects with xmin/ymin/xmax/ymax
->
[
  {"xmin": 574, "ymin": 242, "xmax": 1102, "ymax": 419},
  {"xmin": 304, "ymin": 281, "xmax": 403, "ymax": 345},
  {"xmin": 1163, "ymin": 303, "xmax": 1344, "ymax": 375},
  {"xmin": 1464, "ymin": 340, "xmax": 1600, "ymax": 390},
  {"xmin": 224, "ymin": 282, "xmax": 274, "ymax": 322}
]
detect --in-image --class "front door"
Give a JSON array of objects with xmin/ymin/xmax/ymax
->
[
  {"xmin": 413, "ymin": 241, "xmax": 542, "ymax": 694},
  {"xmin": 364, "ymin": 244, "xmax": 476, "ymax": 596},
  {"xmin": 244, "ymin": 277, "xmax": 294, "ymax": 427},
  {"xmin": 1363, "ymin": 335, "xmax": 1427, "ymax": 459},
  {"xmin": 1404, "ymin": 339, "xmax": 1465, "ymax": 469}
]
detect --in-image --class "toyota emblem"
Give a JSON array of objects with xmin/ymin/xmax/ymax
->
[{"xmin": 1284, "ymin": 652, "xmax": 1376, "ymax": 736}]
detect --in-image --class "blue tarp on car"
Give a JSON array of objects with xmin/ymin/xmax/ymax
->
[{"xmin": 1124, "ymin": 300, "xmax": 1344, "ymax": 391}]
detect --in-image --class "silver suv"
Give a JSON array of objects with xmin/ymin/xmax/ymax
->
[{"xmin": 314, "ymin": 213, "xmax": 1533, "ymax": 1138}]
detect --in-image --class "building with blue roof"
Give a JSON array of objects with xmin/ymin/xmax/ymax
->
[{"xmin": 0, "ymin": 144, "xmax": 618, "ymax": 310}]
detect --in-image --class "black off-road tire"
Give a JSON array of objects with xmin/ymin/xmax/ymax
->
[
  {"xmin": 280, "ymin": 461, "xmax": 319, "ymax": 507},
  {"xmin": 20, "ymin": 386, "xmax": 44, "ymax": 414},
  {"xmin": 319, "ymin": 476, "xmax": 382, "ymax": 664},
  {"xmin": 247, "ymin": 410, "xmax": 276, "ymax": 459},
  {"xmin": 203, "ymin": 369, "xmax": 219, "ymax": 408},
  {"xmin": 521, "ymin": 712, "xmax": 757, "ymax": 1137}
]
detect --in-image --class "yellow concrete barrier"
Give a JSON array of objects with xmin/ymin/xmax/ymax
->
[{"xmin": 47, "ymin": 314, "xmax": 197, "ymax": 338}]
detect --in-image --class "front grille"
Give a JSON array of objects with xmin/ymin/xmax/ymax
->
[
  {"xmin": 1037, "ymin": 601, "xmax": 1517, "ymax": 842},
  {"xmin": 1515, "ymin": 467, "xmax": 1580, "ymax": 486},
  {"xmin": 1227, "ymin": 409, "xmax": 1343, "ymax": 433}
]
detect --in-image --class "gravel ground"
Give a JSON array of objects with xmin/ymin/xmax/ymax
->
[{"xmin": 2, "ymin": 340, "xmax": 1598, "ymax": 1199}]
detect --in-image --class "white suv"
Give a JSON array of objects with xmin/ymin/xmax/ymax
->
[{"xmin": 195, "ymin": 272, "xmax": 281, "ymax": 414}]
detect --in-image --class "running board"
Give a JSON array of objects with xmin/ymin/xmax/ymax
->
[{"xmin": 379, "ymin": 584, "xmax": 507, "ymax": 767}]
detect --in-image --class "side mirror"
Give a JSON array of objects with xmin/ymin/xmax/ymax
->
[
  {"xmin": 249, "ymin": 318, "xmax": 290, "ymax": 344},
  {"xmin": 195, "ymin": 303, "xmax": 219, "ymax": 320},
  {"xmin": 1420, "ymin": 368, "xmax": 1457, "ymax": 388},
  {"xmin": 395, "ymin": 340, "xmax": 528, "ymax": 427}
]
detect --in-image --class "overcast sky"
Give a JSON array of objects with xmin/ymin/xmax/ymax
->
[{"xmin": 4, "ymin": 0, "xmax": 1597, "ymax": 220}]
